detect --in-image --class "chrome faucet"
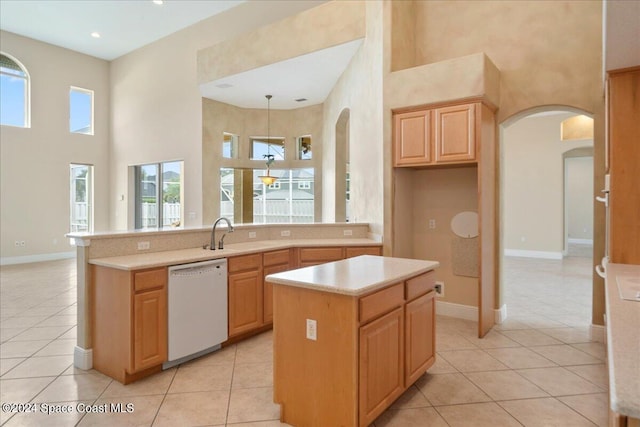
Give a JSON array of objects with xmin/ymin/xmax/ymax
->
[{"xmin": 210, "ymin": 217, "xmax": 234, "ymax": 250}]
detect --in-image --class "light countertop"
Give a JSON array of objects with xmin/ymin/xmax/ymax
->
[
  {"xmin": 266, "ymin": 255, "xmax": 439, "ymax": 296},
  {"xmin": 605, "ymin": 263, "xmax": 640, "ymax": 419},
  {"xmin": 89, "ymin": 238, "xmax": 381, "ymax": 270}
]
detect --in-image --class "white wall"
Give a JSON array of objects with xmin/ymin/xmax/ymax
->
[
  {"xmin": 503, "ymin": 112, "xmax": 593, "ymax": 257},
  {"xmin": 0, "ymin": 31, "xmax": 110, "ymax": 263},
  {"xmin": 566, "ymin": 156, "xmax": 594, "ymax": 242}
]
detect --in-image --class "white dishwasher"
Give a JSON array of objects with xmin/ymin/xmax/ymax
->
[{"xmin": 164, "ymin": 259, "xmax": 228, "ymax": 369}]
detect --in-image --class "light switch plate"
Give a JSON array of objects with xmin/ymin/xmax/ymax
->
[{"xmin": 281, "ymin": 230, "xmax": 291, "ymax": 237}]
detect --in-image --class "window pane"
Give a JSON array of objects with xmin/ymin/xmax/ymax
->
[
  {"xmin": 254, "ymin": 168, "xmax": 314, "ymax": 224},
  {"xmin": 162, "ymin": 161, "xmax": 181, "ymax": 227},
  {"xmin": 138, "ymin": 164, "xmax": 159, "ymax": 229},
  {"xmin": 220, "ymin": 168, "xmax": 235, "ymax": 218},
  {"xmin": 70, "ymin": 164, "xmax": 92, "ymax": 233},
  {"xmin": 297, "ymin": 136, "xmax": 312, "ymax": 160},
  {"xmin": 0, "ymin": 72, "xmax": 26, "ymax": 127},
  {"xmin": 251, "ymin": 138, "xmax": 285, "ymax": 160},
  {"xmin": 70, "ymin": 87, "xmax": 93, "ymax": 134},
  {"xmin": 222, "ymin": 133, "xmax": 238, "ymax": 159}
]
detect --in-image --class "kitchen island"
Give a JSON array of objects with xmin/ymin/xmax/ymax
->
[{"xmin": 267, "ymin": 255, "xmax": 439, "ymax": 427}]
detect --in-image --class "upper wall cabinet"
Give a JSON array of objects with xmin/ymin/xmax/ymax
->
[{"xmin": 393, "ymin": 102, "xmax": 481, "ymax": 167}]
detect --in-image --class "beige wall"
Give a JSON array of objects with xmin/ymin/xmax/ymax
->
[
  {"xmin": 109, "ymin": 1, "xmax": 324, "ymax": 231},
  {"xmin": 385, "ymin": 1, "xmax": 604, "ymax": 321},
  {"xmin": 412, "ymin": 0, "xmax": 602, "ymax": 122},
  {"xmin": 0, "ymin": 31, "xmax": 110, "ymax": 262},
  {"xmin": 503, "ymin": 113, "xmax": 593, "ymax": 255},
  {"xmin": 202, "ymin": 99, "xmax": 323, "ymax": 223},
  {"xmin": 322, "ymin": 1, "xmax": 384, "ymax": 235}
]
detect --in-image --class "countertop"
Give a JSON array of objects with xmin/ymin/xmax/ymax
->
[
  {"xmin": 266, "ymin": 255, "xmax": 439, "ymax": 296},
  {"xmin": 605, "ymin": 263, "xmax": 640, "ymax": 419},
  {"xmin": 89, "ymin": 238, "xmax": 381, "ymax": 270}
]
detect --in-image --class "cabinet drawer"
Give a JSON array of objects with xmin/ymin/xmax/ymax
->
[
  {"xmin": 344, "ymin": 246, "xmax": 382, "ymax": 259},
  {"xmin": 263, "ymin": 249, "xmax": 291, "ymax": 267},
  {"xmin": 228, "ymin": 253, "xmax": 262, "ymax": 273},
  {"xmin": 359, "ymin": 283, "xmax": 404, "ymax": 324},
  {"xmin": 405, "ymin": 271, "xmax": 436, "ymax": 301},
  {"xmin": 134, "ymin": 268, "xmax": 167, "ymax": 292},
  {"xmin": 299, "ymin": 247, "xmax": 344, "ymax": 263}
]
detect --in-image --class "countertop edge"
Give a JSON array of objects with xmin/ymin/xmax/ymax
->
[
  {"xmin": 89, "ymin": 239, "xmax": 382, "ymax": 271},
  {"xmin": 605, "ymin": 263, "xmax": 640, "ymax": 419}
]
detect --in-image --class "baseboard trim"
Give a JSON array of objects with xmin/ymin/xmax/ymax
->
[
  {"xmin": 74, "ymin": 346, "xmax": 93, "ymax": 370},
  {"xmin": 590, "ymin": 324, "xmax": 606, "ymax": 343},
  {"xmin": 504, "ymin": 249, "xmax": 563, "ymax": 260},
  {"xmin": 568, "ymin": 238, "xmax": 594, "ymax": 245},
  {"xmin": 1, "ymin": 251, "xmax": 75, "ymax": 266},
  {"xmin": 495, "ymin": 304, "xmax": 507, "ymax": 324},
  {"xmin": 436, "ymin": 301, "xmax": 477, "ymax": 321}
]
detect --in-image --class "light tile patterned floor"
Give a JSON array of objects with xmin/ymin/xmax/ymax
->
[{"xmin": 0, "ymin": 247, "xmax": 606, "ymax": 426}]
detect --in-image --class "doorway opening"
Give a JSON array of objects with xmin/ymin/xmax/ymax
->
[{"xmin": 500, "ymin": 108, "xmax": 594, "ymax": 330}]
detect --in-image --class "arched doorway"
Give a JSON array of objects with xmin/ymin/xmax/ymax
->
[{"xmin": 499, "ymin": 107, "xmax": 594, "ymax": 329}]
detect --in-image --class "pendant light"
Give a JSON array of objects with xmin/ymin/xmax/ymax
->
[{"xmin": 258, "ymin": 95, "xmax": 278, "ymax": 185}]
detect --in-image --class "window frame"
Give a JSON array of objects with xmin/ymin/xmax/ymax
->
[
  {"xmin": 69, "ymin": 86, "xmax": 94, "ymax": 135},
  {"xmin": 70, "ymin": 164, "xmax": 94, "ymax": 233},
  {"xmin": 134, "ymin": 161, "xmax": 183, "ymax": 229},
  {"xmin": 0, "ymin": 52, "xmax": 30, "ymax": 128}
]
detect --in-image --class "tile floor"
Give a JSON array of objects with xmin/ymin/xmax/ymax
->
[{"xmin": 0, "ymin": 247, "xmax": 606, "ymax": 426}]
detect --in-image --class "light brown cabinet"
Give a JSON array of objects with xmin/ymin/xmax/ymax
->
[
  {"xmin": 298, "ymin": 245, "xmax": 383, "ymax": 266},
  {"xmin": 228, "ymin": 254, "xmax": 263, "ymax": 337},
  {"xmin": 273, "ymin": 269, "xmax": 436, "ymax": 427},
  {"xmin": 608, "ymin": 67, "xmax": 640, "ymax": 264},
  {"xmin": 359, "ymin": 307, "xmax": 404, "ymax": 426},
  {"xmin": 394, "ymin": 102, "xmax": 479, "ymax": 167},
  {"xmin": 91, "ymin": 265, "xmax": 167, "ymax": 384},
  {"xmin": 263, "ymin": 249, "xmax": 292, "ymax": 324}
]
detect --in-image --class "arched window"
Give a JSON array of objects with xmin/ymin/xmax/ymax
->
[{"xmin": 0, "ymin": 53, "xmax": 30, "ymax": 128}]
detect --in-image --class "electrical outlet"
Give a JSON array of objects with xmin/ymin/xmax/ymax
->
[
  {"xmin": 435, "ymin": 281, "xmax": 444, "ymax": 297},
  {"xmin": 428, "ymin": 219, "xmax": 436, "ymax": 229},
  {"xmin": 306, "ymin": 319, "xmax": 317, "ymax": 341},
  {"xmin": 248, "ymin": 231, "xmax": 257, "ymax": 239},
  {"xmin": 19, "ymin": 241, "xmax": 25, "ymax": 247},
  {"xmin": 281, "ymin": 230, "xmax": 291, "ymax": 237},
  {"xmin": 137, "ymin": 241, "xmax": 150, "ymax": 250},
  {"xmin": 343, "ymin": 229, "xmax": 353, "ymax": 236}
]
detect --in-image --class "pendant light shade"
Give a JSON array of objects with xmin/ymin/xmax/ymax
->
[{"xmin": 258, "ymin": 94, "xmax": 278, "ymax": 185}]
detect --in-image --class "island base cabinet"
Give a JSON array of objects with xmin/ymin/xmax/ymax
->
[{"xmin": 359, "ymin": 307, "xmax": 404, "ymax": 427}]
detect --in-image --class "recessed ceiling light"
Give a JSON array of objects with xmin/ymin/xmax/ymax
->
[
  {"xmin": 91, "ymin": 32, "xmax": 101, "ymax": 38},
  {"xmin": 153, "ymin": 0, "xmax": 164, "ymax": 5}
]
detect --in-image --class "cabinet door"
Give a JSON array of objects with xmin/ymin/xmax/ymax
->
[
  {"xmin": 434, "ymin": 103, "xmax": 476, "ymax": 163},
  {"xmin": 133, "ymin": 288, "xmax": 167, "ymax": 372},
  {"xmin": 394, "ymin": 110, "xmax": 432, "ymax": 166},
  {"xmin": 405, "ymin": 291, "xmax": 435, "ymax": 386},
  {"xmin": 359, "ymin": 307, "xmax": 404, "ymax": 427},
  {"xmin": 263, "ymin": 263, "xmax": 290, "ymax": 324},
  {"xmin": 298, "ymin": 247, "xmax": 344, "ymax": 267},
  {"xmin": 228, "ymin": 270, "xmax": 263, "ymax": 336}
]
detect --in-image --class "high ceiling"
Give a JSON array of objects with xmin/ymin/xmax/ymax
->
[
  {"xmin": 0, "ymin": 0, "xmax": 246, "ymax": 60},
  {"xmin": 0, "ymin": 0, "xmax": 360, "ymax": 110}
]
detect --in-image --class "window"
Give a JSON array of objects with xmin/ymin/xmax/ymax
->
[
  {"xmin": 222, "ymin": 132, "xmax": 238, "ymax": 158},
  {"xmin": 250, "ymin": 137, "xmax": 285, "ymax": 160},
  {"xmin": 70, "ymin": 87, "xmax": 93, "ymax": 134},
  {"xmin": 0, "ymin": 53, "xmax": 29, "ymax": 128},
  {"xmin": 134, "ymin": 161, "xmax": 183, "ymax": 229},
  {"xmin": 70, "ymin": 164, "xmax": 93, "ymax": 233},
  {"xmin": 220, "ymin": 168, "xmax": 314, "ymax": 224},
  {"xmin": 297, "ymin": 135, "xmax": 312, "ymax": 160}
]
